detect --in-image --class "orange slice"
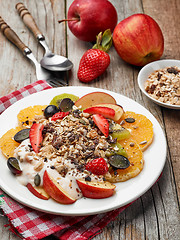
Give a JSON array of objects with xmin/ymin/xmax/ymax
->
[
  {"xmin": 17, "ymin": 105, "xmax": 47, "ymax": 128},
  {"xmin": 0, "ymin": 127, "xmax": 22, "ymax": 158},
  {"xmin": 107, "ymin": 138, "xmax": 144, "ymax": 182},
  {"xmin": 120, "ymin": 111, "xmax": 153, "ymax": 151}
]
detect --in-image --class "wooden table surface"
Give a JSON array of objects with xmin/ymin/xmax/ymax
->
[{"xmin": 0, "ymin": 0, "xmax": 180, "ymax": 239}]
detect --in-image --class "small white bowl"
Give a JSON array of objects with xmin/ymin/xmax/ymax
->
[{"xmin": 137, "ymin": 59, "xmax": 180, "ymax": 110}]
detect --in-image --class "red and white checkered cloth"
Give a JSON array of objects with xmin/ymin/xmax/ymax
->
[
  {"xmin": 0, "ymin": 80, "xmax": 133, "ymax": 240},
  {"xmin": 0, "ymin": 80, "xmax": 51, "ymax": 114}
]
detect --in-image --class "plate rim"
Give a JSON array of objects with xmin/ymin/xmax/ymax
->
[{"xmin": 0, "ymin": 86, "xmax": 167, "ymax": 216}]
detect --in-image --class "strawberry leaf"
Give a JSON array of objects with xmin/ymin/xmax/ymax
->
[
  {"xmin": 101, "ymin": 29, "xmax": 112, "ymax": 51},
  {"xmin": 93, "ymin": 29, "xmax": 112, "ymax": 52}
]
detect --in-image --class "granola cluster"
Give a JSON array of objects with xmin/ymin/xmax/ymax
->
[
  {"xmin": 144, "ymin": 66, "xmax": 180, "ymax": 105},
  {"xmin": 33, "ymin": 109, "xmax": 115, "ymax": 177}
]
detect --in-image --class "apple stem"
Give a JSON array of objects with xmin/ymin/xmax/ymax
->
[{"xmin": 58, "ymin": 19, "xmax": 79, "ymax": 24}]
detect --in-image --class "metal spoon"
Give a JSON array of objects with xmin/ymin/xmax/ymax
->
[{"xmin": 15, "ymin": 2, "xmax": 73, "ymax": 72}]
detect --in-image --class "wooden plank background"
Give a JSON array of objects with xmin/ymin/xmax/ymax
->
[{"xmin": 0, "ymin": 0, "xmax": 180, "ymax": 239}]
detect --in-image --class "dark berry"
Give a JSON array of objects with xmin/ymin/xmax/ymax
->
[
  {"xmin": 7, "ymin": 157, "xmax": 22, "ymax": 175},
  {"xmin": 44, "ymin": 105, "xmax": 59, "ymax": 118}
]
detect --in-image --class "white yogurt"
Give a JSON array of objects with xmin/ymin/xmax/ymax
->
[{"xmin": 14, "ymin": 138, "xmax": 103, "ymax": 200}]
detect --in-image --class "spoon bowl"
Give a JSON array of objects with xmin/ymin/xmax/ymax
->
[{"xmin": 40, "ymin": 50, "xmax": 73, "ymax": 71}]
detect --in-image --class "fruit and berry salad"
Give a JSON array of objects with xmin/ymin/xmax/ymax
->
[{"xmin": 0, "ymin": 92, "xmax": 153, "ymax": 204}]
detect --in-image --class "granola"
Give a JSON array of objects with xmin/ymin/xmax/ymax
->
[{"xmin": 144, "ymin": 66, "xmax": 180, "ymax": 105}]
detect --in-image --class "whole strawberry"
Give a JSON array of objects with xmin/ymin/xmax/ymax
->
[
  {"xmin": 78, "ymin": 49, "xmax": 110, "ymax": 82},
  {"xmin": 86, "ymin": 158, "xmax": 109, "ymax": 175},
  {"xmin": 78, "ymin": 29, "xmax": 112, "ymax": 83}
]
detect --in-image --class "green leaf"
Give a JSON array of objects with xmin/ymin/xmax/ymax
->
[
  {"xmin": 102, "ymin": 29, "xmax": 112, "ymax": 49},
  {"xmin": 92, "ymin": 29, "xmax": 112, "ymax": 52}
]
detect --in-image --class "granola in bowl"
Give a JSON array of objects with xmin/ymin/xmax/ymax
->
[{"xmin": 144, "ymin": 66, "xmax": 180, "ymax": 105}]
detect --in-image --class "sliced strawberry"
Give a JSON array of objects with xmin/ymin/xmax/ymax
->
[
  {"xmin": 29, "ymin": 123, "xmax": 44, "ymax": 153},
  {"xmin": 84, "ymin": 106, "xmax": 115, "ymax": 119},
  {"xmin": 92, "ymin": 114, "xmax": 109, "ymax": 137},
  {"xmin": 51, "ymin": 111, "xmax": 69, "ymax": 121}
]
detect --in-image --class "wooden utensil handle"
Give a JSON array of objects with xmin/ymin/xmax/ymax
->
[
  {"xmin": 16, "ymin": 2, "xmax": 43, "ymax": 39},
  {"xmin": 0, "ymin": 16, "xmax": 28, "ymax": 53}
]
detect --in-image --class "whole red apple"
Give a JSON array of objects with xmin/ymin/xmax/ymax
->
[
  {"xmin": 113, "ymin": 14, "xmax": 164, "ymax": 66},
  {"xmin": 67, "ymin": 0, "xmax": 118, "ymax": 42}
]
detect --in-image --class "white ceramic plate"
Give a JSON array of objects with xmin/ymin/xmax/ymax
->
[
  {"xmin": 0, "ymin": 86, "xmax": 167, "ymax": 216},
  {"xmin": 138, "ymin": 59, "xmax": 180, "ymax": 110}
]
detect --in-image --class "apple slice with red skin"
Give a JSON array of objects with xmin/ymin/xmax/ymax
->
[
  {"xmin": 93, "ymin": 103, "xmax": 124, "ymax": 122},
  {"xmin": 76, "ymin": 179, "xmax": 116, "ymax": 199},
  {"xmin": 75, "ymin": 92, "xmax": 116, "ymax": 110},
  {"xmin": 43, "ymin": 170, "xmax": 76, "ymax": 204},
  {"xmin": 83, "ymin": 106, "xmax": 115, "ymax": 119},
  {"xmin": 26, "ymin": 183, "xmax": 50, "ymax": 200}
]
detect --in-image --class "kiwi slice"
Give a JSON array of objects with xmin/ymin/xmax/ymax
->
[
  {"xmin": 106, "ymin": 142, "xmax": 128, "ymax": 158},
  {"xmin": 111, "ymin": 128, "xmax": 130, "ymax": 140},
  {"xmin": 110, "ymin": 123, "xmax": 130, "ymax": 140},
  {"xmin": 50, "ymin": 93, "xmax": 79, "ymax": 108}
]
